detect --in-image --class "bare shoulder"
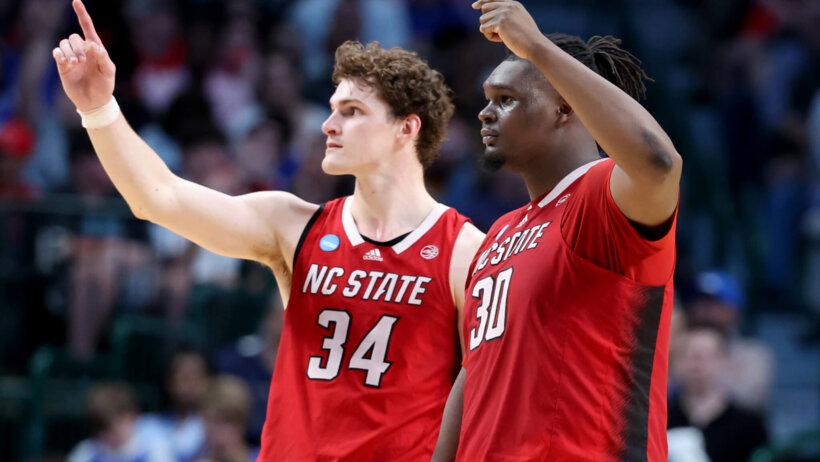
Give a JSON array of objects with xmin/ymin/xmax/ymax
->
[
  {"xmin": 449, "ymin": 222, "xmax": 485, "ymax": 291},
  {"xmin": 452, "ymin": 221, "xmax": 485, "ymax": 265},
  {"xmin": 239, "ymin": 191, "xmax": 320, "ymax": 268}
]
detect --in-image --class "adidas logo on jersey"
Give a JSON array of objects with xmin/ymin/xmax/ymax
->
[{"xmin": 363, "ymin": 248, "xmax": 383, "ymax": 262}]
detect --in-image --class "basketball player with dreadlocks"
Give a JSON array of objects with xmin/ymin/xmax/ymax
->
[{"xmin": 433, "ymin": 1, "xmax": 682, "ymax": 461}]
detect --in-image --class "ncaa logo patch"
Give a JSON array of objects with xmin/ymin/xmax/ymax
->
[
  {"xmin": 420, "ymin": 245, "xmax": 439, "ymax": 260},
  {"xmin": 495, "ymin": 224, "xmax": 509, "ymax": 241},
  {"xmin": 319, "ymin": 234, "xmax": 340, "ymax": 252}
]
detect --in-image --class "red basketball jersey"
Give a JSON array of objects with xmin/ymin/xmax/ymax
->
[
  {"xmin": 458, "ymin": 159, "xmax": 676, "ymax": 462},
  {"xmin": 259, "ymin": 196, "xmax": 468, "ymax": 461}
]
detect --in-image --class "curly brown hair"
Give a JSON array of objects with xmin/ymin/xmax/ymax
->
[{"xmin": 332, "ymin": 41, "xmax": 455, "ymax": 168}]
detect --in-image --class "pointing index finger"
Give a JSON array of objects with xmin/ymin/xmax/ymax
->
[{"xmin": 73, "ymin": 0, "xmax": 102, "ymax": 46}]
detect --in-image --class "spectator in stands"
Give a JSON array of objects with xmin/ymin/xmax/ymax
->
[
  {"xmin": 668, "ymin": 325, "xmax": 769, "ymax": 462},
  {"xmin": 255, "ymin": 50, "xmax": 328, "ymax": 163},
  {"xmin": 233, "ymin": 115, "xmax": 294, "ymax": 194},
  {"xmin": 0, "ymin": 117, "xmax": 37, "ymax": 200},
  {"xmin": 215, "ymin": 298, "xmax": 283, "ymax": 443},
  {"xmin": 286, "ymin": 0, "xmax": 410, "ymax": 98},
  {"xmin": 195, "ymin": 375, "xmax": 258, "ymax": 462},
  {"xmin": 68, "ymin": 383, "xmax": 174, "ymax": 462},
  {"xmin": 65, "ymin": 131, "xmax": 154, "ymax": 358},
  {"xmin": 127, "ymin": 1, "xmax": 189, "ymax": 116},
  {"xmin": 143, "ymin": 351, "xmax": 211, "ymax": 462},
  {"xmin": 688, "ymin": 270, "xmax": 775, "ymax": 410}
]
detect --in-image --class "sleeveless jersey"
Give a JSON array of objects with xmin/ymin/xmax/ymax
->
[
  {"xmin": 457, "ymin": 159, "xmax": 676, "ymax": 462},
  {"xmin": 259, "ymin": 196, "xmax": 469, "ymax": 461}
]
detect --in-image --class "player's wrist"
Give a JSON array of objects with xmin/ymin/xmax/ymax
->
[{"xmin": 76, "ymin": 96, "xmax": 119, "ymax": 129}]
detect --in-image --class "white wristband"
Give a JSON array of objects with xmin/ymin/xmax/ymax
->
[{"xmin": 77, "ymin": 97, "xmax": 120, "ymax": 129}]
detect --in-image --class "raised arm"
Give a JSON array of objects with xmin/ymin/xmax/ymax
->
[
  {"xmin": 52, "ymin": 0, "xmax": 314, "ymax": 267},
  {"xmin": 474, "ymin": 0, "xmax": 681, "ymax": 226}
]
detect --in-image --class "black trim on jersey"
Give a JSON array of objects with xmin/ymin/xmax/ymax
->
[
  {"xmin": 360, "ymin": 232, "xmax": 411, "ymax": 247},
  {"xmin": 293, "ymin": 203, "xmax": 326, "ymax": 264},
  {"xmin": 619, "ymin": 285, "xmax": 665, "ymax": 462},
  {"xmin": 628, "ymin": 212, "xmax": 676, "ymax": 242}
]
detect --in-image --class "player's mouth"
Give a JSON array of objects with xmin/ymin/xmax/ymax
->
[
  {"xmin": 481, "ymin": 128, "xmax": 499, "ymax": 146},
  {"xmin": 326, "ymin": 141, "xmax": 342, "ymax": 150}
]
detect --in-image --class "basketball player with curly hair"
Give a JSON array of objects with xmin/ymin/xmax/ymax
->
[{"xmin": 53, "ymin": 1, "xmax": 483, "ymax": 459}]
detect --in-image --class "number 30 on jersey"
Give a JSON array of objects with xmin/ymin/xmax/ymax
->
[{"xmin": 469, "ymin": 267, "xmax": 513, "ymax": 350}]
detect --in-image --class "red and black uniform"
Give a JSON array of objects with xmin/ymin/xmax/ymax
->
[
  {"xmin": 259, "ymin": 196, "xmax": 469, "ymax": 461},
  {"xmin": 458, "ymin": 159, "xmax": 677, "ymax": 462}
]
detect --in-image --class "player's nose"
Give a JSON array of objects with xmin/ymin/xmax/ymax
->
[
  {"xmin": 478, "ymin": 103, "xmax": 496, "ymax": 124},
  {"xmin": 321, "ymin": 112, "xmax": 341, "ymax": 136}
]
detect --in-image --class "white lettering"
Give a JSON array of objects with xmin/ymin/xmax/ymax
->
[
  {"xmin": 527, "ymin": 222, "xmax": 551, "ymax": 250},
  {"xmin": 408, "ymin": 276, "xmax": 433, "ymax": 306},
  {"xmin": 303, "ymin": 264, "xmax": 328, "ymax": 294},
  {"xmin": 394, "ymin": 275, "xmax": 417, "ymax": 304},
  {"xmin": 504, "ymin": 231, "xmax": 522, "ymax": 260},
  {"xmin": 372, "ymin": 273, "xmax": 399, "ymax": 302},
  {"xmin": 491, "ymin": 236, "xmax": 511, "ymax": 265},
  {"xmin": 362, "ymin": 271, "xmax": 385, "ymax": 300},
  {"xmin": 342, "ymin": 270, "xmax": 367, "ymax": 298},
  {"xmin": 513, "ymin": 227, "xmax": 534, "ymax": 255},
  {"xmin": 321, "ymin": 267, "xmax": 345, "ymax": 295}
]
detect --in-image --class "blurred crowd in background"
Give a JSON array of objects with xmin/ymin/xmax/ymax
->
[{"xmin": 1, "ymin": 0, "xmax": 819, "ymax": 461}]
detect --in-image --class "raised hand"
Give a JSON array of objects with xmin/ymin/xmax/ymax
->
[
  {"xmin": 472, "ymin": 0, "xmax": 545, "ymax": 61},
  {"xmin": 52, "ymin": 0, "xmax": 115, "ymax": 112}
]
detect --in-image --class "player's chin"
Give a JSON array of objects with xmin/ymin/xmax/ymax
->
[
  {"xmin": 321, "ymin": 155, "xmax": 349, "ymax": 176},
  {"xmin": 479, "ymin": 147, "xmax": 506, "ymax": 172}
]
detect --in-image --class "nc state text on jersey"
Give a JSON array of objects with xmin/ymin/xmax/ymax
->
[
  {"xmin": 473, "ymin": 221, "xmax": 552, "ymax": 276},
  {"xmin": 302, "ymin": 264, "xmax": 433, "ymax": 306}
]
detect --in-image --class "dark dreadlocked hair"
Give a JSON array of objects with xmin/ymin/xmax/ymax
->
[{"xmin": 506, "ymin": 33, "xmax": 652, "ymax": 100}]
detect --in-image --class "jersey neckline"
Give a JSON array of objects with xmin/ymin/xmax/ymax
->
[
  {"xmin": 341, "ymin": 196, "xmax": 450, "ymax": 255},
  {"xmin": 535, "ymin": 158, "xmax": 607, "ymax": 208}
]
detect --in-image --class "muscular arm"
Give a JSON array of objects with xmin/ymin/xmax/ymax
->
[
  {"xmin": 475, "ymin": 0, "xmax": 681, "ymax": 226},
  {"xmin": 53, "ymin": 0, "xmax": 316, "ymax": 270},
  {"xmin": 432, "ymin": 367, "xmax": 466, "ymax": 462},
  {"xmin": 85, "ymin": 116, "xmax": 316, "ymax": 267},
  {"xmin": 526, "ymin": 39, "xmax": 681, "ymax": 226}
]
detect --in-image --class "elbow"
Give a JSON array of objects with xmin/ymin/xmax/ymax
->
[
  {"xmin": 649, "ymin": 149, "xmax": 681, "ymax": 175},
  {"xmin": 130, "ymin": 205, "xmax": 150, "ymax": 221},
  {"xmin": 642, "ymin": 131, "xmax": 682, "ymax": 176},
  {"xmin": 127, "ymin": 198, "xmax": 155, "ymax": 221},
  {"xmin": 129, "ymin": 179, "xmax": 178, "ymax": 222}
]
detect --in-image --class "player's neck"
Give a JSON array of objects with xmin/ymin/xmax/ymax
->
[
  {"xmin": 350, "ymin": 163, "xmax": 436, "ymax": 242},
  {"xmin": 519, "ymin": 148, "xmax": 600, "ymax": 200}
]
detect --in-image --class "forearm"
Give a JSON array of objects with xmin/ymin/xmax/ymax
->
[
  {"xmin": 528, "ymin": 38, "xmax": 680, "ymax": 181},
  {"xmin": 84, "ymin": 113, "xmax": 177, "ymax": 220},
  {"xmin": 432, "ymin": 367, "xmax": 465, "ymax": 462}
]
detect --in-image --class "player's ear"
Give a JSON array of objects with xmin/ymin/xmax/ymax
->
[
  {"xmin": 555, "ymin": 98, "xmax": 573, "ymax": 128},
  {"xmin": 398, "ymin": 114, "xmax": 422, "ymax": 141}
]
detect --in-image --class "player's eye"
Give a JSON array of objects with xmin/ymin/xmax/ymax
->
[{"xmin": 500, "ymin": 95, "xmax": 515, "ymax": 105}]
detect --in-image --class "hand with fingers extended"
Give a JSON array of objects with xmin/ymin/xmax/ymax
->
[
  {"xmin": 472, "ymin": 0, "xmax": 545, "ymax": 61},
  {"xmin": 52, "ymin": 0, "xmax": 115, "ymax": 113}
]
